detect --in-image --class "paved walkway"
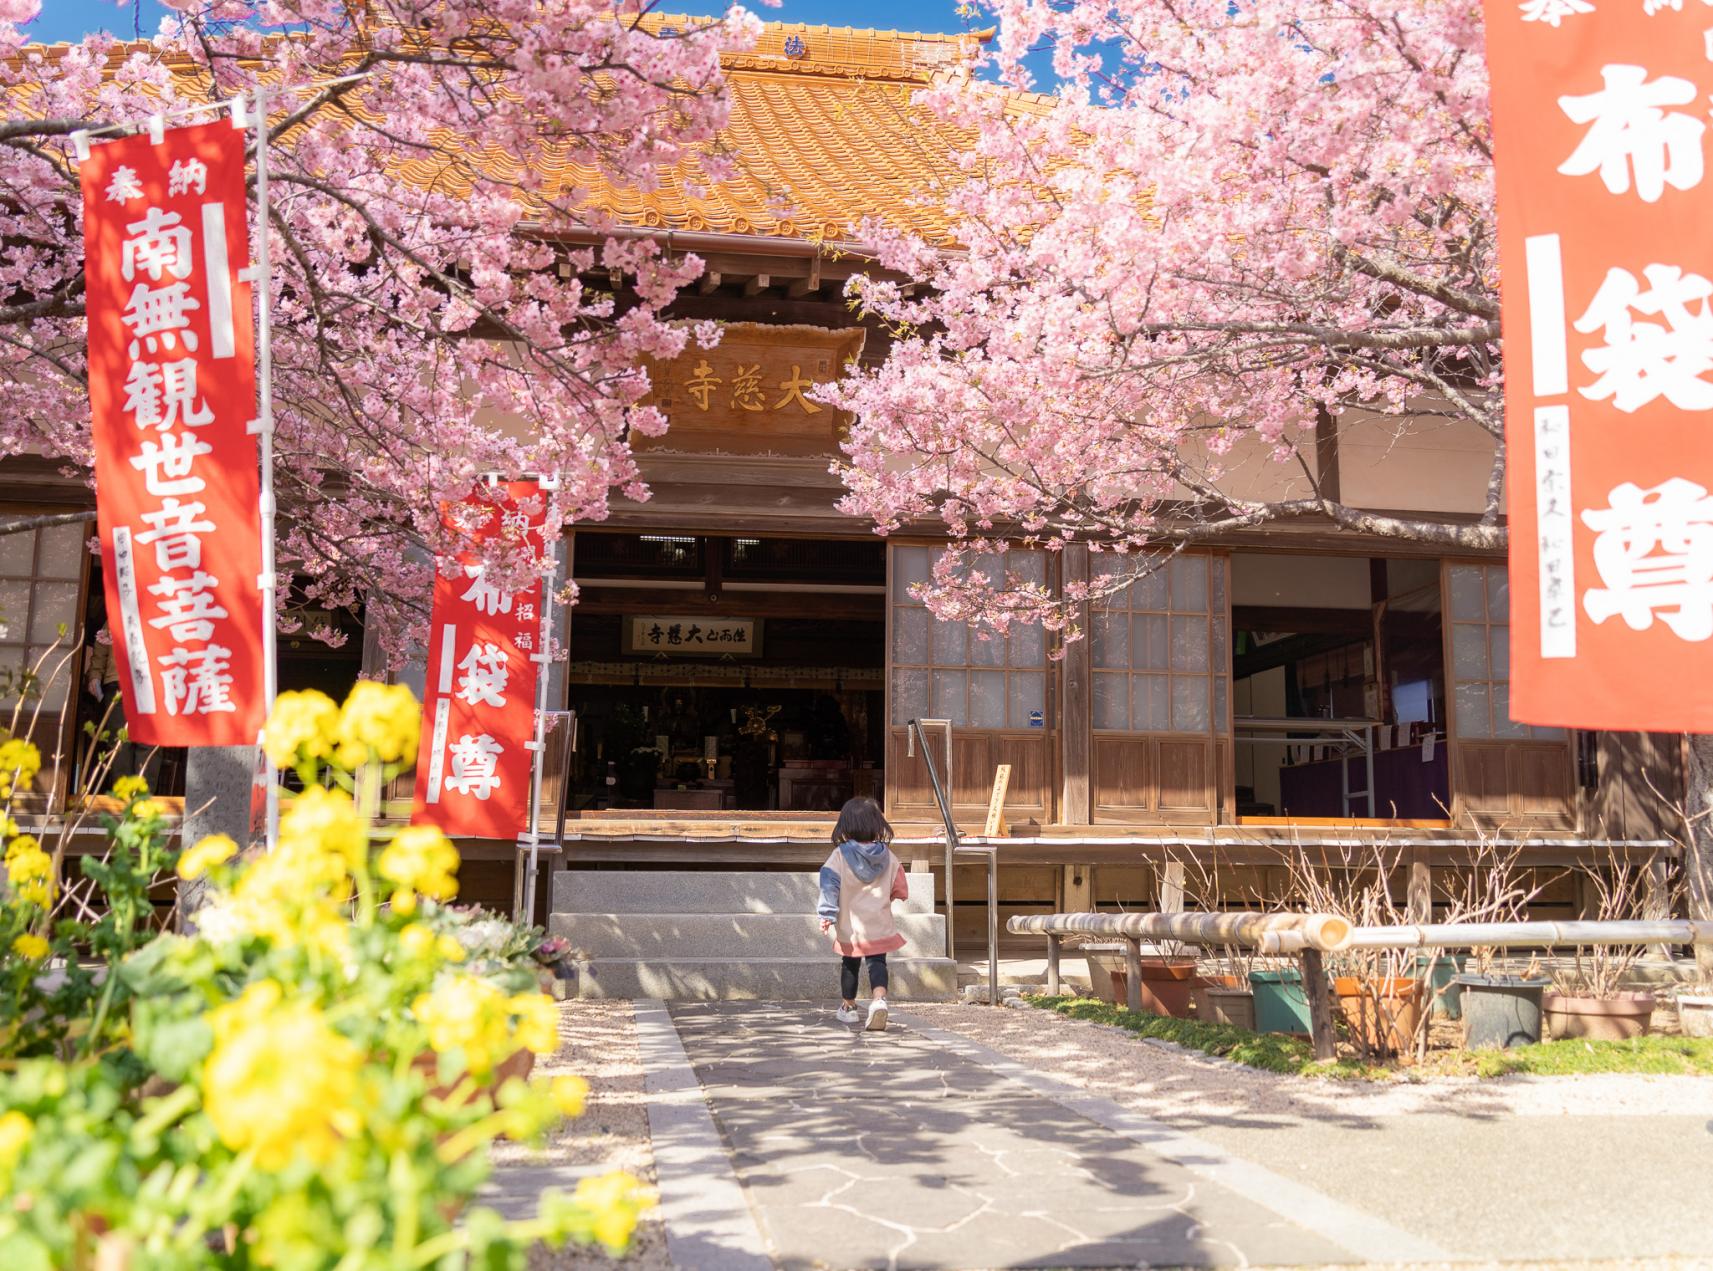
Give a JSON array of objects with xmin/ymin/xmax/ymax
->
[{"xmin": 657, "ymin": 1003, "xmax": 1440, "ymax": 1269}]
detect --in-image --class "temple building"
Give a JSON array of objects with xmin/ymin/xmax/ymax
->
[{"xmin": 3, "ymin": 21, "xmax": 1682, "ymax": 960}]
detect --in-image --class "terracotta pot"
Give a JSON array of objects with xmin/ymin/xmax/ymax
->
[
  {"xmin": 1332, "ymin": 975, "xmax": 1421, "ymax": 1055},
  {"xmin": 1543, "ymin": 990, "xmax": 1657, "ymax": 1041},
  {"xmin": 1194, "ymin": 986, "xmax": 1256, "ymax": 1031},
  {"xmin": 415, "ymin": 1047, "xmax": 537, "ymax": 1103},
  {"xmin": 1677, "ymin": 995, "xmax": 1713, "ymax": 1039},
  {"xmin": 1137, "ymin": 957, "xmax": 1200, "ymax": 1017}
]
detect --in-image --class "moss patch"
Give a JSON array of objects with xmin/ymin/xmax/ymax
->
[{"xmin": 1027, "ymin": 995, "xmax": 1713, "ymax": 1079}]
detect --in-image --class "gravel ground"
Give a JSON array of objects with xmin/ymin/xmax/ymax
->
[
  {"xmin": 486, "ymin": 1000, "xmax": 672, "ymax": 1271},
  {"xmin": 902, "ymin": 999, "xmax": 1713, "ymax": 1122}
]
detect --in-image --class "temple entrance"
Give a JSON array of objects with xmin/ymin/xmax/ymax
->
[{"xmin": 564, "ymin": 532, "xmax": 885, "ymax": 813}]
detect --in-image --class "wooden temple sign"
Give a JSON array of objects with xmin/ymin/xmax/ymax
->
[
  {"xmin": 622, "ymin": 615, "xmax": 762, "ymax": 657},
  {"xmin": 639, "ymin": 322, "xmax": 866, "ymax": 457},
  {"xmin": 983, "ymin": 764, "xmax": 1012, "ymax": 837}
]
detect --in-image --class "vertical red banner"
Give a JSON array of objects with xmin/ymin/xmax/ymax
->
[
  {"xmin": 80, "ymin": 120, "xmax": 264, "ymax": 746},
  {"xmin": 412, "ymin": 482, "xmax": 549, "ymax": 839},
  {"xmin": 1486, "ymin": 2, "xmax": 1713, "ymax": 730}
]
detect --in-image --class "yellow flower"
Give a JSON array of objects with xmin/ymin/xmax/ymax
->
[
  {"xmin": 202, "ymin": 981, "xmax": 362, "ymax": 1170},
  {"xmin": 111, "ymin": 775, "xmax": 149, "ymax": 802},
  {"xmin": 549, "ymin": 1074, "xmax": 588, "ymax": 1118},
  {"xmin": 263, "ymin": 689, "xmax": 340, "ymax": 769},
  {"xmin": 334, "ymin": 681, "xmax": 420, "ymax": 769},
  {"xmin": 177, "ymin": 834, "xmax": 238, "ymax": 881},
  {"xmin": 4, "ymin": 834, "xmax": 40, "ymax": 863},
  {"xmin": 377, "ymin": 825, "xmax": 459, "ymax": 911},
  {"xmin": 10, "ymin": 933, "xmax": 48, "ymax": 960},
  {"xmin": 0, "ymin": 1110, "xmax": 32, "ymax": 1170},
  {"xmin": 131, "ymin": 798, "xmax": 168, "ymax": 822},
  {"xmin": 414, "ymin": 975, "xmax": 521, "ymax": 1077},
  {"xmin": 278, "ymin": 785, "xmax": 364, "ymax": 872},
  {"xmin": 573, "ymin": 1171, "xmax": 655, "ymax": 1253},
  {"xmin": 5, "ymin": 842, "xmax": 53, "ymax": 908},
  {"xmin": 0, "ymin": 739, "xmax": 40, "ymax": 798},
  {"xmin": 510, "ymin": 992, "xmax": 561, "ymax": 1056}
]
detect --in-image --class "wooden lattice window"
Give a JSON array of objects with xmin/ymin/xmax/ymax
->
[
  {"xmin": 1447, "ymin": 563, "xmax": 1565, "ymax": 742},
  {"xmin": 1090, "ymin": 553, "xmax": 1229, "ymax": 735},
  {"xmin": 0, "ymin": 521, "xmax": 88, "ymax": 716},
  {"xmin": 888, "ymin": 546, "xmax": 1047, "ymax": 729}
]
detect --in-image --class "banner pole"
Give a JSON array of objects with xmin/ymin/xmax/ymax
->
[
  {"xmin": 521, "ymin": 493, "xmax": 559, "ymax": 921},
  {"xmin": 251, "ymin": 87, "xmax": 280, "ymax": 852}
]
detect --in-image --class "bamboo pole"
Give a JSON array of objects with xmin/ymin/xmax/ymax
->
[
  {"xmin": 1007, "ymin": 911, "xmax": 1354, "ymax": 953},
  {"xmin": 1346, "ymin": 920, "xmax": 1713, "ymax": 950}
]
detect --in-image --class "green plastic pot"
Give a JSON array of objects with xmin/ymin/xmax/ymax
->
[
  {"xmin": 1416, "ymin": 953, "xmax": 1468, "ymax": 1020},
  {"xmin": 1250, "ymin": 968, "xmax": 1311, "ymax": 1035}
]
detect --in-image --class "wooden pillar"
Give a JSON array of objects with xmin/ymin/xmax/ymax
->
[
  {"xmin": 1406, "ymin": 848, "xmax": 1432, "ymax": 925},
  {"xmin": 1300, "ymin": 949, "xmax": 1338, "ymax": 1061},
  {"xmin": 1046, "ymin": 934, "xmax": 1061, "ymax": 996},
  {"xmin": 1060, "ymin": 862, "xmax": 1094, "ymax": 913},
  {"xmin": 1124, "ymin": 937, "xmax": 1143, "ymax": 1013},
  {"xmin": 1158, "ymin": 862, "xmax": 1186, "ymax": 913},
  {"xmin": 1060, "ymin": 544, "xmax": 1092, "ymax": 825}
]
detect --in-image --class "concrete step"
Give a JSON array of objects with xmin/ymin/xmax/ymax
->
[
  {"xmin": 570, "ymin": 956, "xmax": 958, "ymax": 1001},
  {"xmin": 551, "ymin": 911, "xmax": 948, "ymax": 960},
  {"xmin": 552, "ymin": 869, "xmax": 935, "ymax": 916}
]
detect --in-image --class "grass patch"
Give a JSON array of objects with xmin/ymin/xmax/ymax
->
[
  {"xmin": 1028, "ymin": 995, "xmax": 1713, "ymax": 1079},
  {"xmin": 1027, "ymin": 995, "xmax": 1383, "ymax": 1079}
]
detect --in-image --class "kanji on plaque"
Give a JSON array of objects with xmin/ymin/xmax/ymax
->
[
  {"xmin": 80, "ymin": 120, "xmax": 264, "ymax": 745},
  {"xmin": 1485, "ymin": 0, "xmax": 1713, "ymax": 730},
  {"xmin": 411, "ymin": 482, "xmax": 549, "ymax": 839}
]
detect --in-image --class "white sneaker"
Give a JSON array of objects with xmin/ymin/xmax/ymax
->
[
  {"xmin": 865, "ymin": 999, "xmax": 889, "ymax": 1032},
  {"xmin": 835, "ymin": 1005, "xmax": 860, "ymax": 1025}
]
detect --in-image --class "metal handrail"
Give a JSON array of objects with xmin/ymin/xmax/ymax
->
[{"xmin": 907, "ymin": 719, "xmax": 958, "ymax": 960}]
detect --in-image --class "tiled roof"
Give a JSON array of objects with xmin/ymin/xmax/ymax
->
[
  {"xmin": 23, "ymin": 18, "xmax": 1028, "ymax": 246},
  {"xmin": 398, "ymin": 18, "xmax": 1010, "ymax": 245}
]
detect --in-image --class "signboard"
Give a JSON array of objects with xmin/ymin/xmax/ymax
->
[
  {"xmin": 79, "ymin": 119, "xmax": 264, "ymax": 745},
  {"xmin": 983, "ymin": 763, "xmax": 1012, "ymax": 837},
  {"xmin": 1485, "ymin": 1, "xmax": 1713, "ymax": 730},
  {"xmin": 637, "ymin": 323, "xmax": 866, "ymax": 457},
  {"xmin": 412, "ymin": 482, "xmax": 550, "ymax": 838},
  {"xmin": 622, "ymin": 615, "xmax": 761, "ymax": 657}
]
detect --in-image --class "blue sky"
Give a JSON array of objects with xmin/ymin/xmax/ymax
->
[{"xmin": 27, "ymin": 0, "xmax": 991, "ymax": 45}]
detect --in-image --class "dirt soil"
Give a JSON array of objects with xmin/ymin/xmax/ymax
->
[{"xmin": 487, "ymin": 1000, "xmax": 671, "ymax": 1271}]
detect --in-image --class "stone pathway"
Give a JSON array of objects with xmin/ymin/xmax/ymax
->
[{"xmin": 667, "ymin": 1002, "xmax": 1377, "ymax": 1269}]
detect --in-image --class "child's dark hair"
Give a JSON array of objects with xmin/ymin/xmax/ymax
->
[{"xmin": 832, "ymin": 795, "xmax": 893, "ymax": 847}]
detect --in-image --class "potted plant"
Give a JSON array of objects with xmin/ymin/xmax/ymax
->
[
  {"xmin": 1135, "ymin": 939, "xmax": 1200, "ymax": 1017},
  {"xmin": 1194, "ymin": 945, "xmax": 1257, "ymax": 1030},
  {"xmin": 1433, "ymin": 840, "xmax": 1556, "ymax": 1049},
  {"xmin": 1672, "ymin": 984, "xmax": 1713, "ymax": 1038},
  {"xmin": 1542, "ymin": 856, "xmax": 1663, "ymax": 1041}
]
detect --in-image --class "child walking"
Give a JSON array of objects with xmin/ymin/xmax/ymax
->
[{"xmin": 817, "ymin": 796, "xmax": 909, "ymax": 1031}]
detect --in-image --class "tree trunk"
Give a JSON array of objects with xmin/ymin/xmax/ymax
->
[
  {"xmin": 1684, "ymin": 734, "xmax": 1713, "ymax": 982},
  {"xmin": 178, "ymin": 744, "xmax": 259, "ymax": 928}
]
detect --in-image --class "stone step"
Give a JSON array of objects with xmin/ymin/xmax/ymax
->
[
  {"xmin": 552, "ymin": 869, "xmax": 935, "ymax": 916},
  {"xmin": 569, "ymin": 956, "xmax": 958, "ymax": 1001},
  {"xmin": 551, "ymin": 911, "xmax": 948, "ymax": 960}
]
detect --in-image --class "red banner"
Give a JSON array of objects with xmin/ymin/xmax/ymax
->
[
  {"xmin": 1486, "ymin": 3, "xmax": 1713, "ymax": 730},
  {"xmin": 80, "ymin": 120, "xmax": 264, "ymax": 746},
  {"xmin": 412, "ymin": 482, "xmax": 549, "ymax": 838}
]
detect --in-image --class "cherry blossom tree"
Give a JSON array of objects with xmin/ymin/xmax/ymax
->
[
  {"xmin": 826, "ymin": 0, "xmax": 1496, "ymax": 628},
  {"xmin": 0, "ymin": 0, "xmax": 755, "ymax": 659},
  {"xmin": 829, "ymin": 0, "xmax": 1711, "ymax": 968}
]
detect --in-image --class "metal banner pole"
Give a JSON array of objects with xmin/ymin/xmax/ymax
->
[
  {"xmin": 245, "ymin": 88, "xmax": 280, "ymax": 852},
  {"xmin": 520, "ymin": 482, "xmax": 561, "ymax": 921}
]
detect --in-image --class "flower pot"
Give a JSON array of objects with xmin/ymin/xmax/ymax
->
[
  {"xmin": 1250, "ymin": 968, "xmax": 1311, "ymax": 1035},
  {"xmin": 1136, "ymin": 957, "xmax": 1199, "ymax": 1017},
  {"xmin": 1081, "ymin": 944, "xmax": 1128, "ymax": 1005},
  {"xmin": 1333, "ymin": 975, "xmax": 1421, "ymax": 1055},
  {"xmin": 1195, "ymin": 986, "xmax": 1256, "ymax": 1031},
  {"xmin": 1415, "ymin": 953, "xmax": 1468, "ymax": 1020},
  {"xmin": 1543, "ymin": 990, "xmax": 1657, "ymax": 1042},
  {"xmin": 1677, "ymin": 995, "xmax": 1713, "ymax": 1038},
  {"xmin": 1454, "ymin": 974, "xmax": 1546, "ymax": 1049}
]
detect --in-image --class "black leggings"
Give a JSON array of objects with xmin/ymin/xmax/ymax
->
[{"xmin": 840, "ymin": 954, "xmax": 889, "ymax": 1000}]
